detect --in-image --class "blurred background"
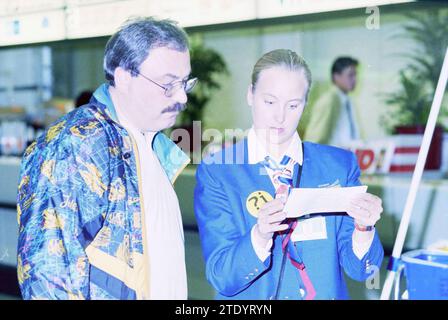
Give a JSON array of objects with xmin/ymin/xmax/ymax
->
[{"xmin": 1, "ymin": 0, "xmax": 448, "ymax": 300}]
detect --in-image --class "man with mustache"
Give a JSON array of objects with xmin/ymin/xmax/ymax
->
[{"xmin": 17, "ymin": 17, "xmax": 197, "ymax": 300}]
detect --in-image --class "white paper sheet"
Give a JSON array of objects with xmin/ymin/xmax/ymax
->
[{"xmin": 283, "ymin": 186, "xmax": 368, "ymax": 218}]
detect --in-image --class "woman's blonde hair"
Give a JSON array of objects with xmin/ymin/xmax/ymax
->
[{"xmin": 251, "ymin": 49, "xmax": 312, "ymax": 100}]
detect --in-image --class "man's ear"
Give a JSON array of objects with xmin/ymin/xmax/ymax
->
[
  {"xmin": 332, "ymin": 72, "xmax": 339, "ymax": 85},
  {"xmin": 246, "ymin": 84, "xmax": 254, "ymax": 107},
  {"xmin": 114, "ymin": 67, "xmax": 132, "ymax": 93}
]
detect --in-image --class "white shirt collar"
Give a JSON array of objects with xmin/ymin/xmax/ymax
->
[
  {"xmin": 247, "ymin": 127, "xmax": 303, "ymax": 165},
  {"xmin": 336, "ymin": 86, "xmax": 350, "ymax": 105}
]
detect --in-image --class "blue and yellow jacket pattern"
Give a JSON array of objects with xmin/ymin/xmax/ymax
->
[{"xmin": 17, "ymin": 84, "xmax": 190, "ymax": 300}]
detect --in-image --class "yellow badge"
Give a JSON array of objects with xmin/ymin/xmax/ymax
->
[{"xmin": 245, "ymin": 191, "xmax": 273, "ymax": 217}]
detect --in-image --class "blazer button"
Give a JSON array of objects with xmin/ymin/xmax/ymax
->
[{"xmin": 123, "ymin": 152, "xmax": 131, "ymax": 159}]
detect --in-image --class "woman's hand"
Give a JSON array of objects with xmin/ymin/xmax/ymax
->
[
  {"xmin": 254, "ymin": 197, "xmax": 288, "ymax": 242},
  {"xmin": 347, "ymin": 193, "xmax": 383, "ymax": 227}
]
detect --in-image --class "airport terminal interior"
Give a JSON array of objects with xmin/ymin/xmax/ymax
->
[{"xmin": 1, "ymin": 0, "xmax": 448, "ymax": 300}]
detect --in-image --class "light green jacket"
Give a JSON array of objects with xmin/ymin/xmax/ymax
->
[{"xmin": 302, "ymin": 86, "xmax": 363, "ymax": 145}]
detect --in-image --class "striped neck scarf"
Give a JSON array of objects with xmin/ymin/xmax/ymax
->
[{"xmin": 261, "ymin": 155, "xmax": 316, "ymax": 300}]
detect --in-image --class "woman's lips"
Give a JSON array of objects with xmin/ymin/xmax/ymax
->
[{"xmin": 271, "ymin": 127, "xmax": 285, "ymax": 134}]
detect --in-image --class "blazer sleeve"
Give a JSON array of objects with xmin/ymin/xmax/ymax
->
[
  {"xmin": 336, "ymin": 152, "xmax": 384, "ymax": 281},
  {"xmin": 194, "ymin": 162, "xmax": 271, "ymax": 297}
]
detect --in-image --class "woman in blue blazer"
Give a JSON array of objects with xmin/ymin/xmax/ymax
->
[{"xmin": 194, "ymin": 49, "xmax": 384, "ymax": 300}]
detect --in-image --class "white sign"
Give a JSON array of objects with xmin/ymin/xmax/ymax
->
[
  {"xmin": 344, "ymin": 139, "xmax": 395, "ymax": 174},
  {"xmin": 257, "ymin": 0, "xmax": 414, "ymax": 19},
  {"xmin": 66, "ymin": 0, "xmax": 151, "ymax": 39},
  {"xmin": 0, "ymin": 0, "xmax": 416, "ymax": 45},
  {"xmin": 0, "ymin": 10, "xmax": 65, "ymax": 46}
]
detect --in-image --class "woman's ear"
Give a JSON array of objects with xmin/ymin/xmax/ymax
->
[{"xmin": 246, "ymin": 84, "xmax": 254, "ymax": 107}]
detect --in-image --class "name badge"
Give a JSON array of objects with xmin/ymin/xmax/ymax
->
[{"xmin": 291, "ymin": 216, "xmax": 327, "ymax": 242}]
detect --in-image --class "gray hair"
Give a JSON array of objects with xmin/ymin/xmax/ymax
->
[
  {"xmin": 251, "ymin": 49, "xmax": 312, "ymax": 100},
  {"xmin": 104, "ymin": 16, "xmax": 189, "ymax": 86}
]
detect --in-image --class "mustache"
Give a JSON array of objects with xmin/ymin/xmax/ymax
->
[{"xmin": 161, "ymin": 103, "xmax": 186, "ymax": 114}]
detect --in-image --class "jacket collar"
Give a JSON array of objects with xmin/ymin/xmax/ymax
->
[{"xmin": 92, "ymin": 83, "xmax": 190, "ymax": 183}]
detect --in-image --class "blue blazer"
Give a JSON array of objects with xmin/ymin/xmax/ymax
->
[{"xmin": 194, "ymin": 139, "xmax": 384, "ymax": 300}]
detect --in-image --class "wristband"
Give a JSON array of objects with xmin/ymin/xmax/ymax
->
[{"xmin": 354, "ymin": 222, "xmax": 374, "ymax": 232}]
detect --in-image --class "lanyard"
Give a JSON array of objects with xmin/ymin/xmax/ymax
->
[
  {"xmin": 274, "ymin": 144, "xmax": 304, "ymax": 300},
  {"xmin": 294, "ymin": 158, "xmax": 303, "ymax": 188}
]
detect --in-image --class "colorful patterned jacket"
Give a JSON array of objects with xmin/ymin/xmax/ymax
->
[{"xmin": 17, "ymin": 84, "xmax": 190, "ymax": 299}]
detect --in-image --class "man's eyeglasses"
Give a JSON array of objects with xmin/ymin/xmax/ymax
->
[{"xmin": 137, "ymin": 72, "xmax": 198, "ymax": 98}]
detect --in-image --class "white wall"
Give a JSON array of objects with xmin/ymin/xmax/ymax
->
[{"xmin": 47, "ymin": 4, "xmax": 447, "ymax": 139}]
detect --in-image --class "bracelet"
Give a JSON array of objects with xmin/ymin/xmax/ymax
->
[{"xmin": 354, "ymin": 222, "xmax": 374, "ymax": 232}]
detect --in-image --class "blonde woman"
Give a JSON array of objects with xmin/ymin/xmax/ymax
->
[{"xmin": 194, "ymin": 49, "xmax": 383, "ymax": 300}]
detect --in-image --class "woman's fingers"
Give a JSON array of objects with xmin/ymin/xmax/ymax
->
[
  {"xmin": 348, "ymin": 204, "xmax": 381, "ymax": 226},
  {"xmin": 258, "ymin": 222, "xmax": 289, "ymax": 235},
  {"xmin": 348, "ymin": 193, "xmax": 383, "ymax": 227},
  {"xmin": 266, "ymin": 211, "xmax": 287, "ymax": 224},
  {"xmin": 272, "ymin": 223, "xmax": 289, "ymax": 232},
  {"xmin": 258, "ymin": 199, "xmax": 285, "ymax": 220},
  {"xmin": 351, "ymin": 193, "xmax": 382, "ymax": 211},
  {"xmin": 257, "ymin": 200, "xmax": 288, "ymax": 237},
  {"xmin": 258, "ymin": 210, "xmax": 286, "ymax": 226},
  {"xmin": 260, "ymin": 197, "xmax": 285, "ymax": 211}
]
